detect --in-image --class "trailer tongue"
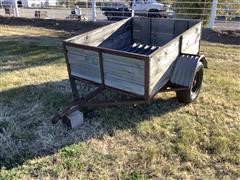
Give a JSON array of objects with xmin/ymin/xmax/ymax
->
[{"xmin": 52, "ymin": 17, "xmax": 207, "ymax": 128}]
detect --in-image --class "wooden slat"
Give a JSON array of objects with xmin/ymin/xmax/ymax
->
[
  {"xmin": 174, "ymin": 20, "xmax": 188, "ymax": 36},
  {"xmin": 133, "ymin": 17, "xmax": 151, "ymax": 44},
  {"xmin": 103, "ymin": 53, "xmax": 144, "ymax": 69},
  {"xmin": 188, "ymin": 20, "xmax": 198, "ymax": 28},
  {"xmin": 67, "ymin": 18, "xmax": 130, "ymax": 46},
  {"xmin": 105, "ymin": 76, "xmax": 145, "ymax": 95},
  {"xmin": 66, "ymin": 46, "xmax": 98, "ymax": 57},
  {"xmin": 151, "ymin": 19, "xmax": 174, "ymax": 34},
  {"xmin": 102, "ymin": 52, "xmax": 145, "ymax": 95},
  {"xmin": 70, "ymin": 65, "xmax": 101, "ymax": 83},
  {"xmin": 149, "ymin": 38, "xmax": 179, "ymax": 96},
  {"xmin": 103, "ymin": 61, "xmax": 145, "ymax": 84},
  {"xmin": 99, "ymin": 30, "xmax": 132, "ymax": 50},
  {"xmin": 151, "ymin": 32, "xmax": 174, "ymax": 46},
  {"xmin": 68, "ymin": 53, "xmax": 99, "ymax": 65},
  {"xmin": 67, "ymin": 46, "xmax": 101, "ymax": 84},
  {"xmin": 181, "ymin": 23, "xmax": 201, "ymax": 54}
]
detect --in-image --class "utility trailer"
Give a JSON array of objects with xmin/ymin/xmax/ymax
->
[{"xmin": 53, "ymin": 17, "xmax": 207, "ymax": 128}]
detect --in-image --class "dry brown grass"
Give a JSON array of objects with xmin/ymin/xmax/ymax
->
[{"xmin": 0, "ymin": 25, "xmax": 239, "ymax": 179}]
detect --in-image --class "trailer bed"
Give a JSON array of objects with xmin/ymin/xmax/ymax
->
[{"xmin": 64, "ymin": 17, "xmax": 202, "ymax": 99}]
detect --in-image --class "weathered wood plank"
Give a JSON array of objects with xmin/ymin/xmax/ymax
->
[
  {"xmin": 67, "ymin": 18, "xmax": 130, "ymax": 46},
  {"xmin": 151, "ymin": 19, "xmax": 174, "ymax": 34},
  {"xmin": 66, "ymin": 46, "xmax": 98, "ymax": 57},
  {"xmin": 103, "ymin": 53, "xmax": 144, "ymax": 69},
  {"xmin": 151, "ymin": 32, "xmax": 174, "ymax": 46},
  {"xmin": 105, "ymin": 76, "xmax": 145, "ymax": 95},
  {"xmin": 133, "ymin": 17, "xmax": 151, "ymax": 44},
  {"xmin": 181, "ymin": 23, "xmax": 201, "ymax": 54},
  {"xmin": 103, "ymin": 52, "xmax": 145, "ymax": 95},
  {"xmin": 103, "ymin": 62, "xmax": 145, "ymax": 84},
  {"xmin": 149, "ymin": 38, "xmax": 179, "ymax": 96},
  {"xmin": 68, "ymin": 53, "xmax": 99, "ymax": 65},
  {"xmin": 67, "ymin": 46, "xmax": 101, "ymax": 83},
  {"xmin": 174, "ymin": 20, "xmax": 188, "ymax": 36},
  {"xmin": 188, "ymin": 20, "xmax": 198, "ymax": 28},
  {"xmin": 99, "ymin": 30, "xmax": 132, "ymax": 50},
  {"xmin": 70, "ymin": 65, "xmax": 101, "ymax": 83}
]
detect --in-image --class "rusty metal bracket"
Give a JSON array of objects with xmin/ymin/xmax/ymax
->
[{"xmin": 51, "ymin": 86, "xmax": 146, "ymax": 124}]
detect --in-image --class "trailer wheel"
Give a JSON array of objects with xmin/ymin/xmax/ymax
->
[
  {"xmin": 176, "ymin": 62, "xmax": 204, "ymax": 103},
  {"xmin": 106, "ymin": 12, "xmax": 113, "ymax": 20}
]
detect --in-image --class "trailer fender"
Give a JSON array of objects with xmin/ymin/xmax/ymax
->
[
  {"xmin": 199, "ymin": 56, "xmax": 208, "ymax": 68},
  {"xmin": 170, "ymin": 55, "xmax": 206, "ymax": 88}
]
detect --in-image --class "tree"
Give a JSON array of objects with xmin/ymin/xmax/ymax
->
[
  {"xmin": 217, "ymin": 0, "xmax": 240, "ymax": 20},
  {"xmin": 173, "ymin": 0, "xmax": 212, "ymax": 22}
]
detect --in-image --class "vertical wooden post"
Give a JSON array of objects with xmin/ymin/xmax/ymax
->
[
  {"xmin": 92, "ymin": 0, "xmax": 96, "ymax": 21},
  {"xmin": 209, "ymin": 0, "xmax": 218, "ymax": 29}
]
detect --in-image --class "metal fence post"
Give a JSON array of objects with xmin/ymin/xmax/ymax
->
[
  {"xmin": 92, "ymin": 0, "xmax": 96, "ymax": 21},
  {"xmin": 131, "ymin": 0, "xmax": 136, "ymax": 17},
  {"xmin": 14, "ymin": 0, "xmax": 20, "ymax": 17},
  {"xmin": 209, "ymin": 0, "xmax": 218, "ymax": 29},
  {"xmin": 86, "ymin": 0, "xmax": 88, "ymax": 18}
]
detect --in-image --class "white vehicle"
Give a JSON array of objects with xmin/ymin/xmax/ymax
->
[
  {"xmin": 132, "ymin": 0, "xmax": 174, "ymax": 18},
  {"xmin": 102, "ymin": 0, "xmax": 175, "ymax": 20}
]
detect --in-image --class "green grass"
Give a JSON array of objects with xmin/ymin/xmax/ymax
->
[{"xmin": 0, "ymin": 26, "xmax": 240, "ymax": 179}]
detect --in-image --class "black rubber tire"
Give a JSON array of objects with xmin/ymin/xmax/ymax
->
[
  {"xmin": 106, "ymin": 12, "xmax": 113, "ymax": 20},
  {"xmin": 176, "ymin": 62, "xmax": 204, "ymax": 103}
]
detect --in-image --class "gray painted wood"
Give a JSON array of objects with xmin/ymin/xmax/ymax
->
[
  {"xmin": 70, "ymin": 65, "xmax": 101, "ymax": 83},
  {"xmin": 103, "ymin": 53, "xmax": 145, "ymax": 68},
  {"xmin": 105, "ymin": 76, "xmax": 145, "ymax": 95},
  {"xmin": 133, "ymin": 17, "xmax": 151, "ymax": 44},
  {"xmin": 102, "ymin": 53, "xmax": 145, "ymax": 95},
  {"xmin": 68, "ymin": 53, "xmax": 99, "ymax": 65},
  {"xmin": 149, "ymin": 38, "xmax": 180, "ymax": 96},
  {"xmin": 181, "ymin": 23, "xmax": 201, "ymax": 54},
  {"xmin": 67, "ymin": 46, "xmax": 98, "ymax": 57},
  {"xmin": 67, "ymin": 46, "xmax": 101, "ymax": 83},
  {"xmin": 151, "ymin": 32, "xmax": 174, "ymax": 46},
  {"xmin": 174, "ymin": 20, "xmax": 188, "ymax": 37},
  {"xmin": 99, "ymin": 30, "xmax": 132, "ymax": 50},
  {"xmin": 151, "ymin": 19, "xmax": 174, "ymax": 34},
  {"xmin": 67, "ymin": 18, "xmax": 130, "ymax": 47},
  {"xmin": 99, "ymin": 20, "xmax": 132, "ymax": 50}
]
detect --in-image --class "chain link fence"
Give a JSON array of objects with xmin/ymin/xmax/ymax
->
[{"xmin": 0, "ymin": 0, "xmax": 239, "ymax": 30}]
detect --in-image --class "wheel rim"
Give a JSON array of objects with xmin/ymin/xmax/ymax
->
[
  {"xmin": 191, "ymin": 67, "xmax": 203, "ymax": 99},
  {"xmin": 108, "ymin": 13, "xmax": 113, "ymax": 20},
  {"xmin": 192, "ymin": 72, "xmax": 200, "ymax": 92}
]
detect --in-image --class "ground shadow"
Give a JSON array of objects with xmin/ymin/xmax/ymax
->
[{"xmin": 0, "ymin": 79, "xmax": 185, "ymax": 169}]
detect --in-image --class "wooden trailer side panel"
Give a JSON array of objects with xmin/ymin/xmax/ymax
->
[
  {"xmin": 67, "ymin": 18, "xmax": 130, "ymax": 47},
  {"xmin": 132, "ymin": 17, "xmax": 151, "ymax": 45},
  {"xmin": 149, "ymin": 38, "xmax": 180, "ymax": 96},
  {"xmin": 102, "ymin": 53, "xmax": 145, "ymax": 95},
  {"xmin": 151, "ymin": 19, "xmax": 175, "ymax": 46},
  {"xmin": 66, "ymin": 46, "xmax": 101, "ymax": 83},
  {"xmin": 99, "ymin": 20, "xmax": 132, "ymax": 50},
  {"xmin": 181, "ymin": 23, "xmax": 202, "ymax": 54}
]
